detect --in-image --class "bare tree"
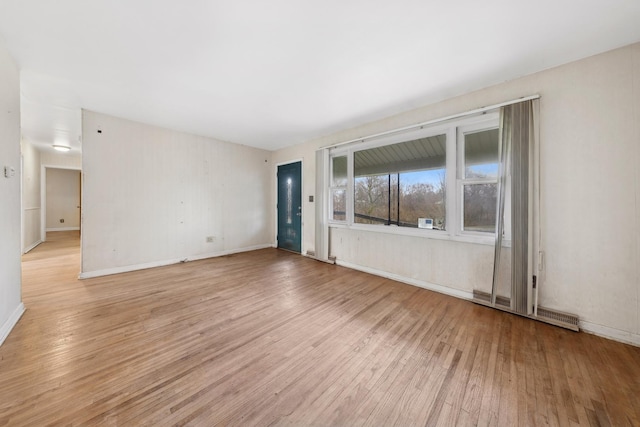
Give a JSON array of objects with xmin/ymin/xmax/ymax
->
[{"xmin": 354, "ymin": 175, "xmax": 388, "ymax": 223}]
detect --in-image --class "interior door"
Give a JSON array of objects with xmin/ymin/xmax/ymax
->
[{"xmin": 277, "ymin": 161, "xmax": 302, "ymax": 253}]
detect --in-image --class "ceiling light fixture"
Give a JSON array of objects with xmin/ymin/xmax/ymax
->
[{"xmin": 52, "ymin": 144, "xmax": 71, "ymax": 152}]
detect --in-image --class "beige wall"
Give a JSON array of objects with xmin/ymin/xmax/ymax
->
[
  {"xmin": 45, "ymin": 168, "xmax": 80, "ymax": 230},
  {"xmin": 273, "ymin": 42, "xmax": 640, "ymax": 345},
  {"xmin": 41, "ymin": 150, "xmax": 81, "ymax": 169},
  {"xmin": 0, "ymin": 39, "xmax": 23, "ymax": 345},
  {"xmin": 81, "ymin": 110, "xmax": 274, "ymax": 277}
]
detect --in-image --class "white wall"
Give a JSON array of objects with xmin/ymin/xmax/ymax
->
[
  {"xmin": 273, "ymin": 42, "xmax": 640, "ymax": 345},
  {"xmin": 41, "ymin": 150, "xmax": 81, "ymax": 169},
  {"xmin": 45, "ymin": 168, "xmax": 80, "ymax": 230},
  {"xmin": 21, "ymin": 139, "xmax": 41, "ymax": 252},
  {"xmin": 81, "ymin": 110, "xmax": 273, "ymax": 277},
  {"xmin": 0, "ymin": 39, "xmax": 23, "ymax": 346}
]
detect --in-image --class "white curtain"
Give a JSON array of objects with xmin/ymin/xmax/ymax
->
[{"xmin": 314, "ymin": 148, "xmax": 329, "ymax": 262}]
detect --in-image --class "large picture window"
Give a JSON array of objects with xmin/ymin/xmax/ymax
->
[
  {"xmin": 353, "ymin": 134, "xmax": 446, "ymax": 229},
  {"xmin": 329, "ymin": 112, "xmax": 501, "ymax": 242}
]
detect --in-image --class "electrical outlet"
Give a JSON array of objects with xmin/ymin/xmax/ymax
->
[{"xmin": 206, "ymin": 236, "xmax": 215, "ymax": 243}]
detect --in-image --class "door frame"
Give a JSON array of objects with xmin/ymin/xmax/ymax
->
[
  {"xmin": 274, "ymin": 159, "xmax": 304, "ymax": 252},
  {"xmin": 41, "ymin": 164, "xmax": 82, "ymax": 242}
]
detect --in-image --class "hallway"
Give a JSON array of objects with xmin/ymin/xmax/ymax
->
[{"xmin": 21, "ymin": 231, "xmax": 81, "ymax": 309}]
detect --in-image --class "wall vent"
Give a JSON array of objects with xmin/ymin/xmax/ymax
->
[
  {"xmin": 472, "ymin": 290, "xmax": 579, "ymax": 331},
  {"xmin": 536, "ymin": 307, "xmax": 579, "ymax": 330}
]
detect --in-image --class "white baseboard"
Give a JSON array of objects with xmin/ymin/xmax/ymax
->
[
  {"xmin": 0, "ymin": 303, "xmax": 25, "ymax": 347},
  {"xmin": 23, "ymin": 240, "xmax": 43, "ymax": 254},
  {"xmin": 302, "ymin": 252, "xmax": 335, "ymax": 264},
  {"xmin": 580, "ymin": 320, "xmax": 640, "ymax": 347},
  {"xmin": 79, "ymin": 244, "xmax": 274, "ymax": 279},
  {"xmin": 335, "ymin": 260, "xmax": 640, "ymax": 347},
  {"xmin": 46, "ymin": 227, "xmax": 80, "ymax": 232},
  {"xmin": 335, "ymin": 260, "xmax": 474, "ymax": 301}
]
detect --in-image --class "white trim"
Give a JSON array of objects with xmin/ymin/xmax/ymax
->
[
  {"xmin": 302, "ymin": 252, "xmax": 335, "ymax": 264},
  {"xmin": 322, "ymin": 95, "xmax": 540, "ymax": 150},
  {"xmin": 445, "ymin": 126, "xmax": 457, "ymax": 239},
  {"xmin": 23, "ymin": 240, "xmax": 43, "ymax": 254},
  {"xmin": 0, "ymin": 303, "xmax": 25, "ymax": 347},
  {"xmin": 337, "ymin": 260, "xmax": 639, "ymax": 348},
  {"xmin": 79, "ymin": 243, "xmax": 274, "ymax": 279},
  {"xmin": 335, "ymin": 259, "xmax": 474, "ymax": 301},
  {"xmin": 338, "ymin": 258, "xmax": 640, "ymax": 348},
  {"xmin": 328, "ymin": 217, "xmax": 508, "ymax": 247},
  {"xmin": 580, "ymin": 320, "xmax": 640, "ymax": 347},
  {"xmin": 274, "ymin": 159, "xmax": 304, "ymax": 253},
  {"xmin": 456, "ymin": 117, "xmax": 501, "ymax": 238},
  {"xmin": 46, "ymin": 227, "xmax": 80, "ymax": 232},
  {"xmin": 20, "ymin": 154, "xmax": 24, "ymax": 255}
]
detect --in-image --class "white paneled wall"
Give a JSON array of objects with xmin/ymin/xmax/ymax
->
[
  {"xmin": 330, "ymin": 228, "xmax": 494, "ymax": 299},
  {"xmin": 23, "ymin": 209, "xmax": 41, "ymax": 252},
  {"xmin": 273, "ymin": 42, "xmax": 640, "ymax": 346},
  {"xmin": 81, "ymin": 111, "xmax": 273, "ymax": 277},
  {"xmin": 0, "ymin": 40, "xmax": 23, "ymax": 346},
  {"xmin": 21, "ymin": 140, "xmax": 41, "ymax": 252}
]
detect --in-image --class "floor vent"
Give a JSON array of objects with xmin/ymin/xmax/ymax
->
[
  {"xmin": 536, "ymin": 307, "xmax": 579, "ymax": 331},
  {"xmin": 472, "ymin": 290, "xmax": 579, "ymax": 331}
]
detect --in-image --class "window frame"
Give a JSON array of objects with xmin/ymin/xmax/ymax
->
[
  {"xmin": 327, "ymin": 111, "xmax": 503, "ymax": 245},
  {"xmin": 329, "ymin": 154, "xmax": 348, "ymax": 223},
  {"xmin": 456, "ymin": 117, "xmax": 501, "ymax": 237}
]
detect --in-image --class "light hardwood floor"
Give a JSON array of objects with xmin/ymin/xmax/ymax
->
[{"xmin": 1, "ymin": 231, "xmax": 639, "ymax": 426}]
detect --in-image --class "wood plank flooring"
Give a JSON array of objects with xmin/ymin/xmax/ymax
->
[{"xmin": 1, "ymin": 231, "xmax": 639, "ymax": 426}]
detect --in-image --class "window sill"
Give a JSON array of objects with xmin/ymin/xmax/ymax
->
[{"xmin": 328, "ymin": 221, "xmax": 510, "ymax": 247}]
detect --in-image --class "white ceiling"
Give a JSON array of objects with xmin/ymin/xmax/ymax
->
[{"xmin": 1, "ymin": 1, "xmax": 639, "ymax": 153}]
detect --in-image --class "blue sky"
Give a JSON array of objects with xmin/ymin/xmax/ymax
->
[{"xmin": 400, "ymin": 163, "xmax": 498, "ymax": 186}]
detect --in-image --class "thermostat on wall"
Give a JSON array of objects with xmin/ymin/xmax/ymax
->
[{"xmin": 418, "ymin": 218, "xmax": 433, "ymax": 229}]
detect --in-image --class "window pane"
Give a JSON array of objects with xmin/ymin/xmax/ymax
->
[
  {"xmin": 398, "ymin": 169, "xmax": 446, "ymax": 229},
  {"xmin": 464, "ymin": 128, "xmax": 498, "ymax": 178},
  {"xmin": 463, "ymin": 183, "xmax": 497, "ymax": 232},
  {"xmin": 354, "ymin": 174, "xmax": 389, "ymax": 224},
  {"xmin": 331, "ymin": 156, "xmax": 347, "ymax": 187},
  {"xmin": 353, "ymin": 133, "xmax": 446, "ymax": 229},
  {"xmin": 331, "ymin": 189, "xmax": 346, "ymax": 221}
]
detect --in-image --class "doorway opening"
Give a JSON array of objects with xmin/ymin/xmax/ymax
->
[{"xmin": 41, "ymin": 166, "xmax": 82, "ymax": 241}]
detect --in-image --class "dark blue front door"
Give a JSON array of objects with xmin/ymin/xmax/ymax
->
[{"xmin": 277, "ymin": 162, "xmax": 302, "ymax": 253}]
